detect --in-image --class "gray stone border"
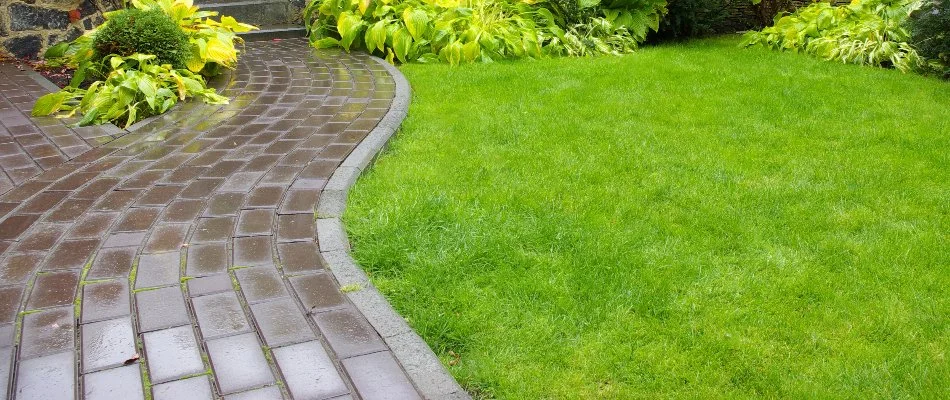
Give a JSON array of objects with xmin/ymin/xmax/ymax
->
[{"xmin": 315, "ymin": 58, "xmax": 470, "ymax": 400}]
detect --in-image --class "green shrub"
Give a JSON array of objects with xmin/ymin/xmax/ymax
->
[
  {"xmin": 743, "ymin": 0, "xmax": 923, "ymax": 72},
  {"xmin": 93, "ymin": 8, "xmax": 190, "ymax": 69},
  {"xmin": 653, "ymin": 0, "xmax": 729, "ymax": 39},
  {"xmin": 908, "ymin": 0, "xmax": 949, "ymax": 78}
]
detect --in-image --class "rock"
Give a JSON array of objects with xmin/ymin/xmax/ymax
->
[
  {"xmin": 4, "ymin": 35, "xmax": 44, "ymax": 59},
  {"xmin": 9, "ymin": 3, "xmax": 70, "ymax": 31}
]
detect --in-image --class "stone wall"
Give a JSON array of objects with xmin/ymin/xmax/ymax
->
[{"xmin": 1, "ymin": 0, "xmax": 117, "ymax": 59}]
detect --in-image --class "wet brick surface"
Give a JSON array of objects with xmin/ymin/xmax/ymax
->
[{"xmin": 0, "ymin": 39, "xmax": 419, "ymax": 399}]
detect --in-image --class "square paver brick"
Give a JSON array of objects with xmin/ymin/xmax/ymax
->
[
  {"xmin": 143, "ymin": 325, "xmax": 206, "ymax": 383},
  {"xmin": 88, "ymin": 246, "xmax": 136, "ymax": 279},
  {"xmin": 27, "ymin": 271, "xmax": 80, "ymax": 309},
  {"xmin": 236, "ymin": 209, "xmax": 275, "ymax": 237},
  {"xmin": 276, "ymin": 213, "xmax": 314, "ymax": 242},
  {"xmin": 83, "ymin": 364, "xmax": 144, "ymax": 400},
  {"xmin": 223, "ymin": 386, "xmax": 283, "ymax": 400},
  {"xmin": 15, "ymin": 352, "xmax": 75, "ymax": 399},
  {"xmin": 163, "ymin": 200, "xmax": 205, "ymax": 222},
  {"xmin": 186, "ymin": 243, "xmax": 229, "ymax": 276},
  {"xmin": 191, "ymin": 291, "xmax": 251, "ymax": 340},
  {"xmin": 273, "ymin": 341, "xmax": 348, "ymax": 399},
  {"xmin": 192, "ymin": 217, "xmax": 235, "ymax": 243},
  {"xmin": 204, "ymin": 193, "xmax": 244, "ymax": 216},
  {"xmin": 234, "ymin": 236, "xmax": 274, "ymax": 267},
  {"xmin": 114, "ymin": 207, "xmax": 162, "ymax": 231},
  {"xmin": 135, "ymin": 252, "xmax": 181, "ymax": 289},
  {"xmin": 311, "ymin": 307, "xmax": 387, "ymax": 359},
  {"xmin": 152, "ymin": 376, "xmax": 214, "ymax": 400},
  {"xmin": 0, "ymin": 253, "xmax": 43, "ymax": 285},
  {"xmin": 143, "ymin": 224, "xmax": 189, "ymax": 253},
  {"xmin": 81, "ymin": 317, "xmax": 137, "ymax": 372},
  {"xmin": 82, "ymin": 279, "xmax": 130, "ymax": 323},
  {"xmin": 43, "ymin": 239, "xmax": 99, "ymax": 270},
  {"xmin": 206, "ymin": 333, "xmax": 275, "ymax": 394},
  {"xmin": 235, "ymin": 266, "xmax": 288, "ymax": 303},
  {"xmin": 277, "ymin": 242, "xmax": 324, "ymax": 274},
  {"xmin": 20, "ymin": 306, "xmax": 74, "ymax": 358},
  {"xmin": 251, "ymin": 298, "xmax": 315, "ymax": 347},
  {"xmin": 135, "ymin": 286, "xmax": 189, "ymax": 332}
]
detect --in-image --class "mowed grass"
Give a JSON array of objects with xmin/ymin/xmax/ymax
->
[{"xmin": 344, "ymin": 36, "xmax": 950, "ymax": 399}]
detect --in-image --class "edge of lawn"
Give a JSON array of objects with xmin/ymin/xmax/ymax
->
[{"xmin": 314, "ymin": 55, "xmax": 471, "ymax": 400}]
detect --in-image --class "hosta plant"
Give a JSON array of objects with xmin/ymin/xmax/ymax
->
[
  {"xmin": 305, "ymin": 0, "xmax": 544, "ymax": 64},
  {"xmin": 743, "ymin": 0, "xmax": 924, "ymax": 72},
  {"xmin": 32, "ymin": 54, "xmax": 228, "ymax": 128},
  {"xmin": 304, "ymin": 0, "xmax": 668, "ymax": 64}
]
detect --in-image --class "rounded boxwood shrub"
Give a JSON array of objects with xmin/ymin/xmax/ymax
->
[
  {"xmin": 93, "ymin": 8, "xmax": 189, "ymax": 69},
  {"xmin": 908, "ymin": 0, "xmax": 949, "ymax": 78}
]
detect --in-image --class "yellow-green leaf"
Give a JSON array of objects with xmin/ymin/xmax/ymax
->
[
  {"xmin": 402, "ymin": 8, "xmax": 429, "ymax": 41},
  {"xmin": 392, "ymin": 27, "xmax": 412, "ymax": 63}
]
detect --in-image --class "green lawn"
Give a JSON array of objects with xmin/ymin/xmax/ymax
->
[{"xmin": 344, "ymin": 36, "xmax": 950, "ymax": 399}]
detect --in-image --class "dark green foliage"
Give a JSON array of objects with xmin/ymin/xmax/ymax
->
[
  {"xmin": 908, "ymin": 0, "xmax": 949, "ymax": 78},
  {"xmin": 92, "ymin": 8, "xmax": 189, "ymax": 69},
  {"xmin": 544, "ymin": 0, "xmax": 596, "ymax": 25},
  {"xmin": 653, "ymin": 0, "xmax": 730, "ymax": 39}
]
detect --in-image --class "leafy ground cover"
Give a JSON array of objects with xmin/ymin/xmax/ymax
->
[{"xmin": 344, "ymin": 36, "xmax": 950, "ymax": 398}]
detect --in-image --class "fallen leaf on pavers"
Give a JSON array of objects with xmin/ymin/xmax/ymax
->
[{"xmin": 124, "ymin": 353, "xmax": 140, "ymax": 365}]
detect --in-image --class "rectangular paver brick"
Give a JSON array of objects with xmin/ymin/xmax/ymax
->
[
  {"xmin": 143, "ymin": 224, "xmax": 189, "ymax": 253},
  {"xmin": 290, "ymin": 272, "xmax": 346, "ymax": 312},
  {"xmin": 187, "ymin": 273, "xmax": 234, "ymax": 297},
  {"xmin": 343, "ymin": 351, "xmax": 420, "ymax": 400},
  {"xmin": 312, "ymin": 307, "xmax": 387, "ymax": 359}
]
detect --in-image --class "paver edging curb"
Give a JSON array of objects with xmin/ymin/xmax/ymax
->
[{"xmin": 316, "ymin": 57, "xmax": 471, "ymax": 400}]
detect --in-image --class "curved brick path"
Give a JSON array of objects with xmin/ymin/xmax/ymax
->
[{"xmin": 0, "ymin": 39, "xmax": 423, "ymax": 399}]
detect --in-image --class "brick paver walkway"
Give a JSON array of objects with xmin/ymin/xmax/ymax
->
[
  {"xmin": 0, "ymin": 64, "xmax": 126, "ymax": 196},
  {"xmin": 0, "ymin": 39, "xmax": 421, "ymax": 399}
]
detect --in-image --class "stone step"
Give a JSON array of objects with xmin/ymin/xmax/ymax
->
[
  {"xmin": 239, "ymin": 24, "xmax": 308, "ymax": 42},
  {"xmin": 196, "ymin": 0, "xmax": 301, "ymax": 27}
]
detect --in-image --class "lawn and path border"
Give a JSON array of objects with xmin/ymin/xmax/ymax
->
[{"xmin": 316, "ymin": 56, "xmax": 471, "ymax": 400}]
